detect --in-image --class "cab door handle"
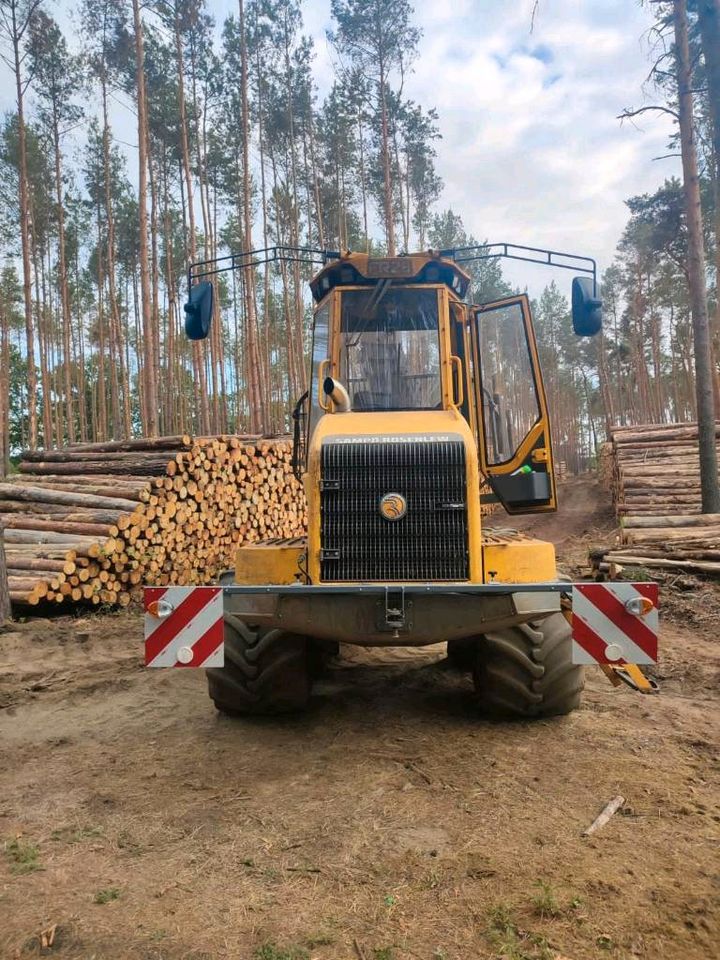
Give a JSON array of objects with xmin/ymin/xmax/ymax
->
[{"xmin": 450, "ymin": 355, "xmax": 464, "ymax": 407}]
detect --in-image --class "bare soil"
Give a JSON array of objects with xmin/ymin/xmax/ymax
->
[{"xmin": 1, "ymin": 478, "xmax": 719, "ymax": 960}]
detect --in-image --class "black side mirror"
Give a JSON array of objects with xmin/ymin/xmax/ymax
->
[
  {"xmin": 184, "ymin": 281, "xmax": 214, "ymax": 340},
  {"xmin": 571, "ymin": 276, "xmax": 602, "ymax": 336}
]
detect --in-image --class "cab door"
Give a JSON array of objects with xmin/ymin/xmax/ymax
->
[{"xmin": 469, "ymin": 294, "xmax": 557, "ymax": 513}]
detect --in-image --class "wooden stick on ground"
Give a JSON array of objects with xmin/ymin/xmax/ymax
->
[{"xmin": 582, "ymin": 795, "xmax": 625, "ymax": 837}]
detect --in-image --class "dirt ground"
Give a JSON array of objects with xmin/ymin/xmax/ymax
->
[{"xmin": 1, "ymin": 478, "xmax": 718, "ymax": 960}]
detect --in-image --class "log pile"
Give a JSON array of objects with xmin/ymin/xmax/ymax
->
[
  {"xmin": 1, "ymin": 435, "xmax": 305, "ymax": 608},
  {"xmin": 609, "ymin": 422, "xmax": 720, "ymax": 516},
  {"xmin": 591, "ymin": 422, "xmax": 720, "ymax": 577}
]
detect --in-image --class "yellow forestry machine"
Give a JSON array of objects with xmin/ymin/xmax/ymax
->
[{"xmin": 143, "ymin": 243, "xmax": 659, "ymax": 717}]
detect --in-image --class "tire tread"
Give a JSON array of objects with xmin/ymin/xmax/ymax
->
[
  {"xmin": 474, "ymin": 612, "xmax": 583, "ymax": 719},
  {"xmin": 207, "ymin": 615, "xmax": 312, "ymax": 715}
]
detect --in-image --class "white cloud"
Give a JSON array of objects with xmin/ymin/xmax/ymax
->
[{"xmin": 397, "ymin": 0, "xmax": 680, "ymax": 291}]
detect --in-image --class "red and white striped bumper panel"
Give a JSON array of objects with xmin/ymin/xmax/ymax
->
[
  {"xmin": 144, "ymin": 587, "xmax": 224, "ymax": 668},
  {"xmin": 571, "ymin": 582, "xmax": 659, "ymax": 665}
]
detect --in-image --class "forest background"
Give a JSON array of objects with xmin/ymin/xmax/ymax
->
[{"xmin": 0, "ymin": 0, "xmax": 718, "ymax": 475}]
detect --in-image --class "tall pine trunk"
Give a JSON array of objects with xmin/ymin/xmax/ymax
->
[
  {"xmin": 132, "ymin": 0, "xmax": 158, "ymax": 437},
  {"xmin": 10, "ymin": 3, "xmax": 38, "ymax": 450},
  {"xmin": 173, "ymin": 4, "xmax": 210, "ymax": 435},
  {"xmin": 238, "ymin": 0, "xmax": 264, "ymax": 432},
  {"xmin": 674, "ymin": 0, "xmax": 720, "ymax": 511},
  {"xmin": 379, "ymin": 73, "xmax": 395, "ymax": 255},
  {"xmin": 52, "ymin": 107, "xmax": 75, "ymax": 442},
  {"xmin": 697, "ymin": 0, "xmax": 720, "ymax": 398},
  {"xmin": 101, "ymin": 83, "xmax": 130, "ymax": 439},
  {"xmin": 0, "ymin": 299, "xmax": 9, "ymax": 474}
]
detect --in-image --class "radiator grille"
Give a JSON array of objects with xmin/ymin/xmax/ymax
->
[{"xmin": 320, "ymin": 439, "xmax": 469, "ymax": 581}]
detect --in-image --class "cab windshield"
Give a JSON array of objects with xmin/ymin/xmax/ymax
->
[{"xmin": 339, "ymin": 286, "xmax": 441, "ymax": 411}]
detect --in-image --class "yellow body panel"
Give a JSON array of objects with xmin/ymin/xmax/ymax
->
[
  {"xmin": 305, "ymin": 407, "xmax": 486, "ymax": 583},
  {"xmin": 235, "ymin": 540, "xmax": 305, "ymax": 585},
  {"xmin": 482, "ymin": 535, "xmax": 557, "ymax": 583},
  {"xmin": 232, "ymin": 532, "xmax": 556, "ymax": 588}
]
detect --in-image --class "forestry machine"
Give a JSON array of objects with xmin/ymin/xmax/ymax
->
[{"xmin": 143, "ymin": 243, "xmax": 660, "ymax": 717}]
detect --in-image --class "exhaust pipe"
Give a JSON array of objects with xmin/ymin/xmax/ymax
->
[{"xmin": 323, "ymin": 377, "xmax": 351, "ymax": 413}]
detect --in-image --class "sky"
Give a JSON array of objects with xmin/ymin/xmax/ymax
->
[
  {"xmin": 305, "ymin": 0, "xmax": 680, "ymax": 275},
  {"xmin": 1, "ymin": 0, "xmax": 681, "ymax": 296}
]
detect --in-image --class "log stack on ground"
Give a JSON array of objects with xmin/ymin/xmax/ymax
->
[
  {"xmin": 609, "ymin": 422, "xmax": 720, "ymax": 516},
  {"xmin": 591, "ymin": 422, "xmax": 720, "ymax": 577},
  {"xmin": 1, "ymin": 435, "xmax": 305, "ymax": 608}
]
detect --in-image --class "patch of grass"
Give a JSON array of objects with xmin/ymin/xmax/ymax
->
[
  {"xmin": 532, "ymin": 880, "xmax": 561, "ymax": 918},
  {"xmin": 488, "ymin": 903, "xmax": 515, "ymax": 935},
  {"xmin": 116, "ymin": 830, "xmax": 143, "ymax": 855},
  {"xmin": 51, "ymin": 825, "xmax": 103, "ymax": 843},
  {"xmin": 252, "ymin": 945, "xmax": 309, "ymax": 960},
  {"xmin": 422, "ymin": 868, "xmax": 441, "ymax": 889},
  {"xmin": 487, "ymin": 904, "xmax": 553, "ymax": 960},
  {"xmin": 93, "ymin": 887, "xmax": 121, "ymax": 904},
  {"xmin": 373, "ymin": 949, "xmax": 394, "ymax": 960},
  {"xmin": 304, "ymin": 932, "xmax": 334, "ymax": 948},
  {"xmin": 4, "ymin": 837, "xmax": 42, "ymax": 875}
]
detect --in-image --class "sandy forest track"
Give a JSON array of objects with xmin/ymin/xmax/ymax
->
[{"xmin": 1, "ymin": 479, "xmax": 719, "ymax": 960}]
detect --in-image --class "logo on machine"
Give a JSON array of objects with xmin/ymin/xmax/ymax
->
[{"xmin": 379, "ymin": 492, "xmax": 407, "ymax": 521}]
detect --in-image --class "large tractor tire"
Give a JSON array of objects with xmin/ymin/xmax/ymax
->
[
  {"xmin": 473, "ymin": 612, "xmax": 583, "ymax": 719},
  {"xmin": 206, "ymin": 614, "xmax": 312, "ymax": 715}
]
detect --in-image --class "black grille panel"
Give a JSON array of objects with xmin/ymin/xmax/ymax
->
[{"xmin": 320, "ymin": 439, "xmax": 469, "ymax": 581}]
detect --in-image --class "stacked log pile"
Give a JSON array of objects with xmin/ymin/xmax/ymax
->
[
  {"xmin": 609, "ymin": 422, "xmax": 720, "ymax": 516},
  {"xmin": 1, "ymin": 435, "xmax": 305, "ymax": 608},
  {"xmin": 591, "ymin": 422, "xmax": 720, "ymax": 577}
]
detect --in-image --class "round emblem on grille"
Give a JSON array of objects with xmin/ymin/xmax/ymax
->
[{"xmin": 379, "ymin": 492, "xmax": 407, "ymax": 521}]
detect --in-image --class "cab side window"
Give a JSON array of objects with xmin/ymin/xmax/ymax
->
[{"xmin": 476, "ymin": 300, "xmax": 540, "ymax": 464}]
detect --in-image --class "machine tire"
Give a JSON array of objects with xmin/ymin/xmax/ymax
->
[
  {"xmin": 446, "ymin": 637, "xmax": 477, "ymax": 671},
  {"xmin": 206, "ymin": 614, "xmax": 312, "ymax": 715},
  {"xmin": 473, "ymin": 612, "xmax": 583, "ymax": 719}
]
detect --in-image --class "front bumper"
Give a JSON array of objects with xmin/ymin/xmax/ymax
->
[
  {"xmin": 144, "ymin": 580, "xmax": 658, "ymax": 668},
  {"xmin": 221, "ymin": 581, "xmax": 563, "ymax": 646}
]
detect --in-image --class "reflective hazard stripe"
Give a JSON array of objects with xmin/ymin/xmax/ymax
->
[
  {"xmin": 571, "ymin": 582, "xmax": 658, "ymax": 665},
  {"xmin": 144, "ymin": 587, "xmax": 224, "ymax": 668}
]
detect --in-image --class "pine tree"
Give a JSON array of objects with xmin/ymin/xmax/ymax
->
[
  {"xmin": 0, "ymin": 0, "xmax": 44, "ymax": 450},
  {"xmin": 328, "ymin": 0, "xmax": 420, "ymax": 255},
  {"xmin": 28, "ymin": 10, "xmax": 84, "ymax": 442}
]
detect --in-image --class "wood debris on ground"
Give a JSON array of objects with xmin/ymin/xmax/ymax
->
[
  {"xmin": 582, "ymin": 795, "xmax": 625, "ymax": 837},
  {"xmin": 0, "ymin": 434, "xmax": 306, "ymax": 609},
  {"xmin": 590, "ymin": 422, "xmax": 720, "ymax": 578}
]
